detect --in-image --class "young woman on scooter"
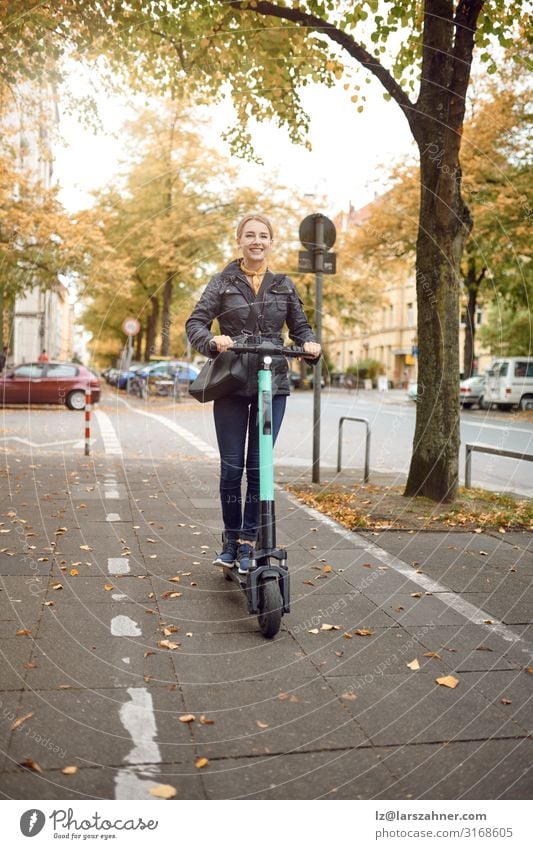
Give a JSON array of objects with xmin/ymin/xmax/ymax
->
[{"xmin": 185, "ymin": 213, "xmax": 320, "ymax": 574}]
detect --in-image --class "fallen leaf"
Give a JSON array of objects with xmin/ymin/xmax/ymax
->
[
  {"xmin": 483, "ymin": 619, "xmax": 494, "ymax": 625},
  {"xmin": 199, "ymin": 715, "xmax": 215, "ymax": 725},
  {"xmin": 18, "ymin": 759, "xmax": 42, "ymax": 774},
  {"xmin": 144, "ymin": 650, "xmax": 155, "ymax": 658},
  {"xmin": 169, "ymin": 576, "xmax": 181, "ymax": 583},
  {"xmin": 436, "ymin": 675, "xmax": 459, "ymax": 689},
  {"xmin": 256, "ymin": 720, "xmax": 269, "ymax": 729},
  {"xmin": 195, "ymin": 757, "xmax": 209, "ymax": 769},
  {"xmin": 16, "ymin": 628, "xmax": 31, "ymax": 636},
  {"xmin": 302, "ymin": 580, "xmax": 315, "ymax": 586},
  {"xmin": 410, "ymin": 592, "xmax": 423, "ymax": 598},
  {"xmin": 474, "ymin": 528, "xmax": 482, "ymax": 534},
  {"xmin": 70, "ymin": 569, "xmax": 79, "ymax": 576},
  {"xmin": 362, "ymin": 563, "xmax": 373, "ymax": 569},
  {"xmin": 289, "ymin": 695, "xmax": 299, "ymax": 703},
  {"xmin": 342, "ymin": 632, "xmax": 353, "ymax": 639},
  {"xmin": 341, "ymin": 692, "xmax": 357, "ymax": 701},
  {"xmin": 335, "ymin": 650, "xmax": 344, "ymax": 657},
  {"xmin": 323, "ymin": 565, "xmax": 333, "ymax": 573},
  {"xmin": 308, "ymin": 628, "xmax": 319, "ymax": 634},
  {"xmin": 278, "ymin": 693, "xmax": 289, "ymax": 700},
  {"xmin": 423, "ymin": 651, "xmax": 442, "ymax": 660},
  {"xmin": 475, "ymin": 645, "xmax": 493, "ymax": 652},
  {"xmin": 61, "ymin": 766, "xmax": 78, "ymax": 775},
  {"xmin": 320, "ymin": 623, "xmax": 340, "ymax": 631},
  {"xmin": 11, "ymin": 712, "xmax": 34, "ymax": 731},
  {"xmin": 52, "ymin": 582, "xmax": 63, "ymax": 590},
  {"xmin": 79, "ymin": 545, "xmax": 92, "ymax": 551},
  {"xmin": 407, "ymin": 658, "xmax": 420, "ymax": 671},
  {"xmin": 353, "ymin": 628, "xmax": 373, "ymax": 637},
  {"xmin": 150, "ymin": 784, "xmax": 176, "ymax": 799},
  {"xmin": 163, "ymin": 625, "xmax": 179, "ymax": 636},
  {"xmin": 500, "ymin": 698, "xmax": 512, "ymax": 705},
  {"xmin": 178, "ymin": 714, "xmax": 195, "ymax": 723},
  {"xmin": 104, "ymin": 584, "xmax": 114, "ymax": 591},
  {"xmin": 161, "ymin": 591, "xmax": 182, "ymax": 599},
  {"xmin": 158, "ymin": 640, "xmax": 180, "ymax": 650}
]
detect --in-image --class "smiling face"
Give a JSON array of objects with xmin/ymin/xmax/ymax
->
[{"xmin": 237, "ymin": 218, "xmax": 273, "ymax": 269}]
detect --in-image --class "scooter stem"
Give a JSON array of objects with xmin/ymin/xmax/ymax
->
[{"xmin": 258, "ymin": 356, "xmax": 275, "ymax": 551}]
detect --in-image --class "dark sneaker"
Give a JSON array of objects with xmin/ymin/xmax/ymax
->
[
  {"xmin": 213, "ymin": 538, "xmax": 238, "ymax": 567},
  {"xmin": 237, "ymin": 543, "xmax": 254, "ymax": 575}
]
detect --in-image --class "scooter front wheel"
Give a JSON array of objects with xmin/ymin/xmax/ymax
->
[{"xmin": 257, "ymin": 577, "xmax": 282, "ymax": 639}]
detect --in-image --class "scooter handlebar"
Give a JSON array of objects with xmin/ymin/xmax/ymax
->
[{"xmin": 208, "ymin": 340, "xmax": 314, "ymax": 358}]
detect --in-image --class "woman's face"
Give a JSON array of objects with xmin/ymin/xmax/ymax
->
[{"xmin": 237, "ymin": 219, "xmax": 273, "ymax": 267}]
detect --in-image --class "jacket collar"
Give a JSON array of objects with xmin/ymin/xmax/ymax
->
[{"xmin": 221, "ymin": 259, "xmax": 284, "ymax": 290}]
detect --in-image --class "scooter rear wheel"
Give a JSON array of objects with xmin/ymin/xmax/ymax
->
[{"xmin": 257, "ymin": 578, "xmax": 282, "ymax": 638}]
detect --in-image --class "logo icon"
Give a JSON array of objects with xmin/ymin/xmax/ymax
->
[{"xmin": 20, "ymin": 810, "xmax": 46, "ymax": 837}]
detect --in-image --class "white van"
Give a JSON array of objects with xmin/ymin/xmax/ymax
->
[{"xmin": 485, "ymin": 357, "xmax": 533, "ymax": 410}]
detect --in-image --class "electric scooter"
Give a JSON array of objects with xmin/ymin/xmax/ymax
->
[{"xmin": 220, "ymin": 341, "xmax": 310, "ymax": 639}]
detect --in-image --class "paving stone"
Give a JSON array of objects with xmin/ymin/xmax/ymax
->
[
  {"xmin": 25, "ymin": 638, "xmax": 177, "ymax": 690},
  {"xmin": 381, "ymin": 738, "xmax": 533, "ymax": 799},
  {"xmin": 288, "ymin": 593, "xmax": 393, "ymax": 638},
  {"xmin": 0, "ymin": 637, "xmax": 37, "ymax": 690},
  {"xmin": 456, "ymin": 670, "xmax": 533, "ymax": 735},
  {"xmin": 170, "ymin": 632, "xmax": 319, "ymax": 686},
  {"xmin": 363, "ymin": 592, "xmax": 473, "ymax": 627},
  {"xmin": 4, "ymin": 687, "xmax": 190, "ymax": 771},
  {"xmin": 201, "ymin": 748, "xmax": 402, "ymax": 800},
  {"xmin": 296, "ymin": 625, "xmax": 437, "ymax": 678},
  {"xmin": 412, "ymin": 624, "xmax": 525, "ymax": 673},
  {"xmin": 44, "ymin": 575, "xmax": 157, "ymax": 604},
  {"xmin": 326, "ymin": 673, "xmax": 527, "ymax": 746},
  {"xmin": 0, "ymin": 762, "xmax": 207, "ymax": 800},
  {"xmin": 180, "ymin": 677, "xmax": 368, "ymax": 758},
  {"xmin": 35, "ymin": 602, "xmax": 163, "ymax": 643}
]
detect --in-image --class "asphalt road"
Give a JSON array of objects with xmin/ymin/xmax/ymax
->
[{"xmin": 2, "ymin": 386, "xmax": 530, "ymax": 497}]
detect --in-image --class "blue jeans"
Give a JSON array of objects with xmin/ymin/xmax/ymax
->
[{"xmin": 213, "ymin": 394, "xmax": 287, "ymax": 541}]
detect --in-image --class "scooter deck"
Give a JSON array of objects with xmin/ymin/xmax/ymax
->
[{"xmin": 222, "ymin": 564, "xmax": 247, "ymax": 589}]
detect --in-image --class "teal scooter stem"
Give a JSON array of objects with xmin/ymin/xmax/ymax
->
[{"xmin": 218, "ymin": 340, "xmax": 311, "ymax": 638}]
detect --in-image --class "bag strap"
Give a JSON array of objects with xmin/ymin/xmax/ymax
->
[{"xmin": 241, "ymin": 271, "xmax": 275, "ymax": 335}]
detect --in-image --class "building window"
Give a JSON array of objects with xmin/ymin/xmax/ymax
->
[{"xmin": 407, "ymin": 302, "xmax": 414, "ymax": 326}]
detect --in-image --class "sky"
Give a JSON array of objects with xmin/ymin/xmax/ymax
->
[{"xmin": 54, "ymin": 64, "xmax": 416, "ymax": 219}]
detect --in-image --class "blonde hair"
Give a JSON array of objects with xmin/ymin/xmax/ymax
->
[{"xmin": 236, "ymin": 214, "xmax": 274, "ymax": 240}]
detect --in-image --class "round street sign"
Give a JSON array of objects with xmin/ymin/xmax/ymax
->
[
  {"xmin": 122, "ymin": 317, "xmax": 141, "ymax": 336},
  {"xmin": 299, "ymin": 213, "xmax": 337, "ymax": 251}
]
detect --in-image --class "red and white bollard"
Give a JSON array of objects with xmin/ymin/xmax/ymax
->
[{"xmin": 84, "ymin": 386, "xmax": 92, "ymax": 456}]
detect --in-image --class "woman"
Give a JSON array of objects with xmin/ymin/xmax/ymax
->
[{"xmin": 186, "ymin": 214, "xmax": 321, "ymax": 573}]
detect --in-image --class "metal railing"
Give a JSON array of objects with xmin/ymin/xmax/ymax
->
[
  {"xmin": 337, "ymin": 416, "xmax": 371, "ymax": 482},
  {"xmin": 465, "ymin": 442, "xmax": 533, "ymax": 489}
]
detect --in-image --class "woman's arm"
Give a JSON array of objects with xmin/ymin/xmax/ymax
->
[
  {"xmin": 185, "ymin": 277, "xmax": 223, "ymax": 358},
  {"xmin": 285, "ymin": 280, "xmax": 321, "ymax": 362}
]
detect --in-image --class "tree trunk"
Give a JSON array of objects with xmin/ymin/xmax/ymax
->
[
  {"xmin": 404, "ymin": 128, "xmax": 472, "ymax": 502},
  {"xmin": 462, "ymin": 255, "xmax": 485, "ymax": 379},
  {"xmin": 135, "ymin": 325, "xmax": 143, "ymax": 361},
  {"xmin": 145, "ymin": 295, "xmax": 159, "ymax": 360},
  {"xmin": 160, "ymin": 271, "xmax": 175, "ymax": 356}
]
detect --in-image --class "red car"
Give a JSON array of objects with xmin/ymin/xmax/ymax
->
[{"xmin": 0, "ymin": 361, "xmax": 101, "ymax": 409}]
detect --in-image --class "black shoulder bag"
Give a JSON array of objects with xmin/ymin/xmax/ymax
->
[{"xmin": 189, "ymin": 274, "xmax": 271, "ymax": 403}]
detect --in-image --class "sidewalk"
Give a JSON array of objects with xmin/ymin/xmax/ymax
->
[{"xmin": 0, "ymin": 450, "xmax": 531, "ymax": 800}]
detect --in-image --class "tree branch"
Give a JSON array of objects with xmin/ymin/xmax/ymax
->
[{"xmin": 227, "ymin": 0, "xmax": 416, "ymax": 132}]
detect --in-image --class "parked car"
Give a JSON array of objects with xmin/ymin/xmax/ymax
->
[
  {"xmin": 485, "ymin": 357, "xmax": 533, "ymax": 411},
  {"xmin": 129, "ymin": 361, "xmax": 199, "ymax": 399},
  {"xmin": 0, "ymin": 362, "xmax": 100, "ymax": 409},
  {"xmin": 459, "ymin": 375, "xmax": 487, "ymax": 409},
  {"xmin": 116, "ymin": 362, "xmax": 145, "ymax": 390}
]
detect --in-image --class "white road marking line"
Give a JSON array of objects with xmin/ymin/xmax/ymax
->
[
  {"xmin": 121, "ymin": 399, "xmax": 219, "ymax": 459},
  {"xmin": 283, "ymin": 490, "xmax": 533, "ymax": 660},
  {"xmin": 115, "ymin": 688, "xmax": 162, "ymax": 800},
  {"xmin": 105, "ymin": 490, "xmax": 120, "ymax": 499},
  {"xmin": 111, "ymin": 615, "xmax": 142, "ymax": 637},
  {"xmin": 112, "ymin": 593, "xmax": 128, "ymax": 601},
  {"xmin": 108, "ymin": 557, "xmax": 130, "ymax": 574},
  {"xmin": 94, "ymin": 409, "xmax": 123, "ymax": 455},
  {"xmin": 0, "ymin": 436, "xmax": 83, "ymax": 447},
  {"xmin": 106, "ymin": 513, "xmax": 121, "ymax": 522}
]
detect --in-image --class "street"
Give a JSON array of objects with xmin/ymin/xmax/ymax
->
[{"xmin": 0, "ymin": 389, "xmax": 531, "ymax": 800}]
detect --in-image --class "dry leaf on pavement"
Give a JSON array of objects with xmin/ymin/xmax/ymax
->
[
  {"xmin": 18, "ymin": 759, "xmax": 42, "ymax": 773},
  {"xmin": 195, "ymin": 757, "xmax": 209, "ymax": 769},
  {"xmin": 199, "ymin": 715, "xmax": 215, "ymax": 725},
  {"xmin": 61, "ymin": 766, "xmax": 78, "ymax": 775},
  {"xmin": 320, "ymin": 623, "xmax": 340, "ymax": 631},
  {"xmin": 353, "ymin": 628, "xmax": 373, "ymax": 637},
  {"xmin": 406, "ymin": 658, "xmax": 420, "ymax": 670},
  {"xmin": 436, "ymin": 675, "xmax": 459, "ymax": 689},
  {"xmin": 158, "ymin": 640, "xmax": 180, "ymax": 650},
  {"xmin": 149, "ymin": 784, "xmax": 176, "ymax": 799},
  {"xmin": 256, "ymin": 720, "xmax": 269, "ymax": 729},
  {"xmin": 11, "ymin": 712, "xmax": 34, "ymax": 731},
  {"xmin": 178, "ymin": 714, "xmax": 196, "ymax": 723}
]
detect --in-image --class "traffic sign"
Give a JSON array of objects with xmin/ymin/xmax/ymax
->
[
  {"xmin": 298, "ymin": 250, "xmax": 336, "ymax": 274},
  {"xmin": 299, "ymin": 213, "xmax": 336, "ymax": 251},
  {"xmin": 122, "ymin": 317, "xmax": 141, "ymax": 336}
]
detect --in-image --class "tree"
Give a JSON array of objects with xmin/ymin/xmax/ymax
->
[{"xmin": 2, "ymin": 1, "xmax": 528, "ymax": 498}]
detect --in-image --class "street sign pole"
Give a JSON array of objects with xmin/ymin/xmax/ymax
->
[{"xmin": 312, "ymin": 217, "xmax": 324, "ymax": 485}]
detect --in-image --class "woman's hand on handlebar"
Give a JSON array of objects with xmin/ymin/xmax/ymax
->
[
  {"xmin": 302, "ymin": 341, "xmax": 321, "ymax": 358},
  {"xmin": 211, "ymin": 335, "xmax": 234, "ymax": 353}
]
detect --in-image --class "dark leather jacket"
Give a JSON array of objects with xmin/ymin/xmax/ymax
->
[{"xmin": 185, "ymin": 259, "xmax": 318, "ymax": 396}]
